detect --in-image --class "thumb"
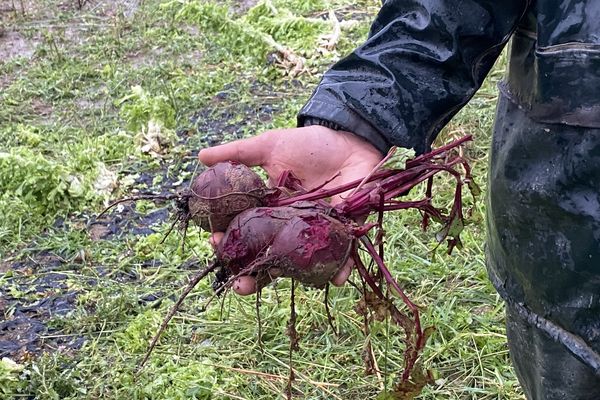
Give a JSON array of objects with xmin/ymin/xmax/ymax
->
[{"xmin": 198, "ymin": 135, "xmax": 268, "ymax": 167}]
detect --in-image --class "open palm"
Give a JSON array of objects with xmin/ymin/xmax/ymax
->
[{"xmin": 198, "ymin": 126, "xmax": 382, "ymax": 202}]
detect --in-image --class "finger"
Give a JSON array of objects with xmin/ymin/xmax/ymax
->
[
  {"xmin": 331, "ymin": 259, "xmax": 353, "ymax": 286},
  {"xmin": 198, "ymin": 135, "xmax": 268, "ymax": 167},
  {"xmin": 233, "ymin": 276, "xmax": 258, "ymax": 296},
  {"xmin": 209, "ymin": 232, "xmax": 224, "ymax": 249},
  {"xmin": 232, "ymin": 270, "xmax": 278, "ymax": 295}
]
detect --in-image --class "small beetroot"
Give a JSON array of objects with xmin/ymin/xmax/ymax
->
[{"xmin": 187, "ymin": 161, "xmax": 267, "ymax": 231}]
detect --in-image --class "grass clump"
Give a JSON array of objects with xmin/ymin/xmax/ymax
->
[
  {"xmin": 118, "ymin": 85, "xmax": 177, "ymax": 132},
  {"xmin": 0, "ymin": 148, "xmax": 89, "ymax": 247},
  {"xmin": 161, "ymin": 0, "xmax": 272, "ymax": 61},
  {"xmin": 0, "ymin": 358, "xmax": 27, "ymax": 397}
]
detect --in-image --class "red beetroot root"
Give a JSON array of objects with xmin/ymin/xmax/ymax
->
[
  {"xmin": 217, "ymin": 204, "xmax": 353, "ymax": 288},
  {"xmin": 217, "ymin": 206, "xmax": 297, "ymax": 274},
  {"xmin": 269, "ymin": 212, "xmax": 351, "ymax": 288},
  {"xmin": 188, "ymin": 161, "xmax": 268, "ymax": 232}
]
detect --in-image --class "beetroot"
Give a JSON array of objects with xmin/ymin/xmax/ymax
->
[
  {"xmin": 187, "ymin": 161, "xmax": 267, "ymax": 231},
  {"xmin": 217, "ymin": 206, "xmax": 295, "ymax": 274},
  {"xmin": 98, "ymin": 161, "xmax": 269, "ymax": 235},
  {"xmin": 217, "ymin": 204, "xmax": 352, "ymax": 288},
  {"xmin": 269, "ymin": 211, "xmax": 351, "ymax": 288}
]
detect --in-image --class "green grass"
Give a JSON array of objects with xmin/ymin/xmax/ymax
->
[{"xmin": 1, "ymin": 1, "xmax": 523, "ymax": 399}]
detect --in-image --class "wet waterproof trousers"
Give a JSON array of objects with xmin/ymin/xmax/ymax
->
[
  {"xmin": 487, "ymin": 94, "xmax": 600, "ymax": 399},
  {"xmin": 506, "ymin": 304, "xmax": 600, "ymax": 399}
]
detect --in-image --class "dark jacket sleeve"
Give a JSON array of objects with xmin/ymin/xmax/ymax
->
[{"xmin": 298, "ymin": 0, "xmax": 530, "ymax": 154}]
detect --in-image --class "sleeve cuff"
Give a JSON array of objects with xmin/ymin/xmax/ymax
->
[{"xmin": 297, "ymin": 99, "xmax": 391, "ymax": 155}]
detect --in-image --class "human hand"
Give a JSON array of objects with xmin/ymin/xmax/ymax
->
[{"xmin": 198, "ymin": 126, "xmax": 383, "ymax": 294}]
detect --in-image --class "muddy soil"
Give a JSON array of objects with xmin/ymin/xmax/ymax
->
[
  {"xmin": 0, "ymin": 252, "xmax": 82, "ymax": 361},
  {"xmin": 0, "ymin": 30, "xmax": 39, "ymax": 61},
  {"xmin": 0, "ymin": 0, "xmax": 143, "ymax": 63}
]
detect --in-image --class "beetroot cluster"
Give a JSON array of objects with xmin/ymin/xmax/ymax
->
[{"xmin": 165, "ymin": 135, "xmax": 474, "ymax": 387}]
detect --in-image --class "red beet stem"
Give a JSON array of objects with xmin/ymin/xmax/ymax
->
[
  {"xmin": 359, "ymin": 237, "xmax": 421, "ymax": 327},
  {"xmin": 352, "ymin": 254, "xmax": 413, "ymax": 330},
  {"xmin": 359, "ymin": 236, "xmax": 425, "ymax": 382},
  {"xmin": 275, "ymin": 135, "xmax": 471, "ymax": 213},
  {"xmin": 353, "ymin": 243, "xmax": 420, "ymax": 382},
  {"xmin": 274, "ymin": 169, "xmax": 397, "ymax": 206},
  {"xmin": 406, "ymin": 135, "xmax": 472, "ymax": 168}
]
